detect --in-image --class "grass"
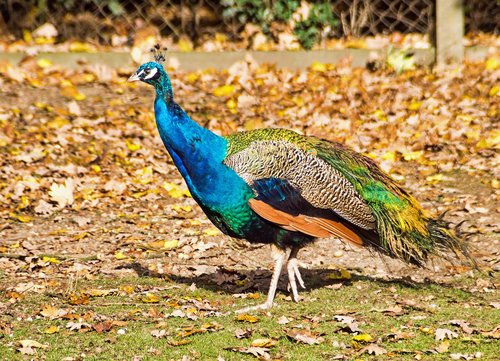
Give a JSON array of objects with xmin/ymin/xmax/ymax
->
[{"xmin": 1, "ymin": 271, "xmax": 498, "ymax": 360}]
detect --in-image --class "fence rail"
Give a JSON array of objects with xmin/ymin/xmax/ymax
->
[{"xmin": 1, "ymin": 0, "xmax": 499, "ymax": 45}]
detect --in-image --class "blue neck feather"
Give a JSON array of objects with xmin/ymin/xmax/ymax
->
[{"xmin": 152, "ymin": 73, "xmax": 252, "ymax": 212}]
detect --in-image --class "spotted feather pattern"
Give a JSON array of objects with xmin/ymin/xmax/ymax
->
[{"xmin": 224, "ymin": 140, "xmax": 376, "ymax": 230}]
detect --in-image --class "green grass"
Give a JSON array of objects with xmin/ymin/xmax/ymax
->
[{"xmin": 1, "ymin": 273, "xmax": 498, "ymax": 360}]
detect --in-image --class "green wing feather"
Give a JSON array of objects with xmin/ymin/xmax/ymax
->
[{"xmin": 226, "ymin": 128, "xmax": 469, "ymax": 265}]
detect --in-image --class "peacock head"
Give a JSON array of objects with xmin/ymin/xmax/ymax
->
[{"xmin": 128, "ymin": 62, "xmax": 166, "ymax": 86}]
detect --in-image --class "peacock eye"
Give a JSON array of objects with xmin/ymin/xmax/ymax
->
[{"xmin": 144, "ymin": 68, "xmax": 151, "ymax": 75}]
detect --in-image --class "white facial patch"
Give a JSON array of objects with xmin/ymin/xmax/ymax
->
[{"xmin": 144, "ymin": 67, "xmax": 158, "ymax": 80}]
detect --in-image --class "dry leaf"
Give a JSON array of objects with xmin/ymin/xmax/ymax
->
[
  {"xmin": 250, "ymin": 338, "xmax": 277, "ymax": 348},
  {"xmin": 40, "ymin": 305, "xmax": 67, "ymax": 319},
  {"xmin": 213, "ymin": 84, "xmax": 235, "ymax": 97},
  {"xmin": 380, "ymin": 305, "xmax": 405, "ymax": 315},
  {"xmin": 234, "ymin": 328, "xmax": 253, "ymax": 339},
  {"xmin": 277, "ymin": 315, "xmax": 292, "ymax": 325},
  {"xmin": 225, "ymin": 346, "xmax": 271, "ymax": 360},
  {"xmin": 49, "ymin": 178, "xmax": 75, "ymax": 207},
  {"xmin": 481, "ymin": 325, "xmax": 500, "ymax": 339},
  {"xmin": 447, "ymin": 320, "xmax": 475, "ymax": 335},
  {"xmin": 360, "ymin": 344, "xmax": 387, "ymax": 355},
  {"xmin": 141, "ymin": 292, "xmax": 161, "ymax": 303},
  {"xmin": 66, "ymin": 321, "xmax": 92, "ymax": 331},
  {"xmin": 236, "ymin": 314, "xmax": 259, "ymax": 323},
  {"xmin": 435, "ymin": 328, "xmax": 458, "ymax": 341},
  {"xmin": 68, "ymin": 293, "xmax": 89, "ymax": 305},
  {"xmin": 334, "ymin": 315, "xmax": 362, "ymax": 333},
  {"xmin": 286, "ymin": 329, "xmax": 324, "ymax": 345},
  {"xmin": 19, "ymin": 339, "xmax": 48, "ymax": 349},
  {"xmin": 168, "ymin": 339, "xmax": 192, "ymax": 346},
  {"xmin": 93, "ymin": 320, "xmax": 114, "ymax": 333},
  {"xmin": 151, "ymin": 329, "xmax": 168, "ymax": 338},
  {"xmin": 352, "ymin": 333, "xmax": 373, "ymax": 343},
  {"xmin": 435, "ymin": 340, "xmax": 450, "ymax": 353},
  {"xmin": 18, "ymin": 339, "xmax": 48, "ymax": 354}
]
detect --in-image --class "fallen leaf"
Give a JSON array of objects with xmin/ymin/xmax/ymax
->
[
  {"xmin": 352, "ymin": 333, "xmax": 373, "ymax": 343},
  {"xmin": 213, "ymin": 84, "xmax": 235, "ymax": 97},
  {"xmin": 49, "ymin": 178, "xmax": 75, "ymax": 207},
  {"xmin": 42, "ymin": 256, "xmax": 59, "ymax": 264},
  {"xmin": 326, "ymin": 268, "xmax": 351, "ymax": 280},
  {"xmin": 40, "ymin": 305, "xmax": 67, "ymax": 319},
  {"xmin": 203, "ymin": 227, "xmax": 221, "ymax": 236},
  {"xmin": 225, "ymin": 346, "xmax": 271, "ymax": 360},
  {"xmin": 168, "ymin": 339, "xmax": 192, "ymax": 346},
  {"xmin": 481, "ymin": 325, "xmax": 500, "ymax": 339},
  {"xmin": 435, "ymin": 340, "xmax": 450, "ymax": 353},
  {"xmin": 19, "ymin": 339, "xmax": 48, "ymax": 348},
  {"xmin": 277, "ymin": 315, "xmax": 292, "ymax": 325},
  {"xmin": 67, "ymin": 100, "xmax": 81, "ymax": 115},
  {"xmin": 360, "ymin": 344, "xmax": 387, "ymax": 355},
  {"xmin": 286, "ymin": 329, "xmax": 324, "ymax": 344},
  {"xmin": 43, "ymin": 325, "xmax": 59, "ymax": 334},
  {"xmin": 119, "ymin": 285, "xmax": 135, "ymax": 294},
  {"xmin": 60, "ymin": 84, "xmax": 86, "ymax": 100},
  {"xmin": 450, "ymin": 352, "xmax": 483, "ymax": 360},
  {"xmin": 10, "ymin": 213, "xmax": 32, "ymax": 223},
  {"xmin": 151, "ymin": 329, "xmax": 168, "ymax": 338},
  {"xmin": 141, "ymin": 292, "xmax": 161, "ymax": 303},
  {"xmin": 334, "ymin": 315, "xmax": 362, "ymax": 333},
  {"xmin": 435, "ymin": 328, "xmax": 458, "ymax": 341},
  {"xmin": 236, "ymin": 314, "xmax": 259, "ymax": 323},
  {"xmin": 234, "ymin": 328, "xmax": 253, "ymax": 339},
  {"xmin": 311, "ymin": 61, "xmax": 327, "ymax": 72},
  {"xmin": 447, "ymin": 320, "xmax": 475, "ymax": 334},
  {"xmin": 160, "ymin": 239, "xmax": 179, "ymax": 250},
  {"xmin": 18, "ymin": 339, "xmax": 48, "ymax": 354},
  {"xmin": 66, "ymin": 321, "xmax": 92, "ymax": 331},
  {"xmin": 94, "ymin": 320, "xmax": 114, "ymax": 333},
  {"xmin": 68, "ymin": 293, "xmax": 89, "ymax": 305},
  {"xmin": 380, "ymin": 305, "xmax": 405, "ymax": 315},
  {"xmin": 250, "ymin": 338, "xmax": 277, "ymax": 347},
  {"xmin": 161, "ymin": 182, "xmax": 191, "ymax": 198},
  {"xmin": 114, "ymin": 251, "xmax": 128, "ymax": 260}
]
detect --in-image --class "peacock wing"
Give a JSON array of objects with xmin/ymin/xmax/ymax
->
[
  {"xmin": 223, "ymin": 131, "xmax": 376, "ymax": 235},
  {"xmin": 247, "ymin": 177, "xmax": 365, "ymax": 246}
]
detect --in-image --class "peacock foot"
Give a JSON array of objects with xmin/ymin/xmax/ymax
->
[{"xmin": 286, "ymin": 257, "xmax": 306, "ymax": 302}]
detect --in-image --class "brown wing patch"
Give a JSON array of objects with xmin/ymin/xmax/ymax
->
[{"xmin": 248, "ymin": 199, "xmax": 364, "ymax": 246}]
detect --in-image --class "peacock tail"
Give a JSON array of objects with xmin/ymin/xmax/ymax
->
[{"xmin": 224, "ymin": 128, "xmax": 468, "ymax": 266}]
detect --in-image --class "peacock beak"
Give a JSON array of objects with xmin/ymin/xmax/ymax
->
[{"xmin": 128, "ymin": 72, "xmax": 141, "ymax": 82}]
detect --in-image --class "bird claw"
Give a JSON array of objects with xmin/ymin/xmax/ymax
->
[
  {"xmin": 287, "ymin": 257, "xmax": 306, "ymax": 302},
  {"xmin": 237, "ymin": 246, "xmax": 307, "ymax": 311}
]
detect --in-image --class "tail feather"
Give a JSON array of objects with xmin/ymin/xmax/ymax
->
[
  {"xmin": 373, "ymin": 214, "xmax": 474, "ymax": 268},
  {"xmin": 313, "ymin": 139, "xmax": 474, "ymax": 268},
  {"xmin": 427, "ymin": 218, "xmax": 475, "ymax": 266}
]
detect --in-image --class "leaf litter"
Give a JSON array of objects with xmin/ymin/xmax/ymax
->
[{"xmin": 0, "ymin": 55, "xmax": 499, "ymax": 359}]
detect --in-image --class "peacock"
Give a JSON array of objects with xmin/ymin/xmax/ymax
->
[{"xmin": 128, "ymin": 51, "xmax": 471, "ymax": 312}]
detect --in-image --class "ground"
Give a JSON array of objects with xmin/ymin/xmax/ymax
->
[{"xmin": 0, "ymin": 56, "xmax": 498, "ymax": 360}]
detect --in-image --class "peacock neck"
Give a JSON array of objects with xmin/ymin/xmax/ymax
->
[
  {"xmin": 155, "ymin": 76, "xmax": 174, "ymax": 104},
  {"xmin": 152, "ymin": 79, "xmax": 255, "ymax": 235},
  {"xmin": 153, "ymin": 92, "xmax": 228, "ymax": 199}
]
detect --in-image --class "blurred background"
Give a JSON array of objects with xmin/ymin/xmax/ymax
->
[{"xmin": 0, "ymin": 0, "xmax": 498, "ymax": 51}]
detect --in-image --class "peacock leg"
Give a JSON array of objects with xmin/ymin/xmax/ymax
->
[
  {"xmin": 286, "ymin": 247, "xmax": 306, "ymax": 302},
  {"xmin": 236, "ymin": 245, "xmax": 291, "ymax": 313}
]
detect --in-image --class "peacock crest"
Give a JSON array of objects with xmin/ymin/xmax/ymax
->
[{"xmin": 150, "ymin": 43, "xmax": 167, "ymax": 63}]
